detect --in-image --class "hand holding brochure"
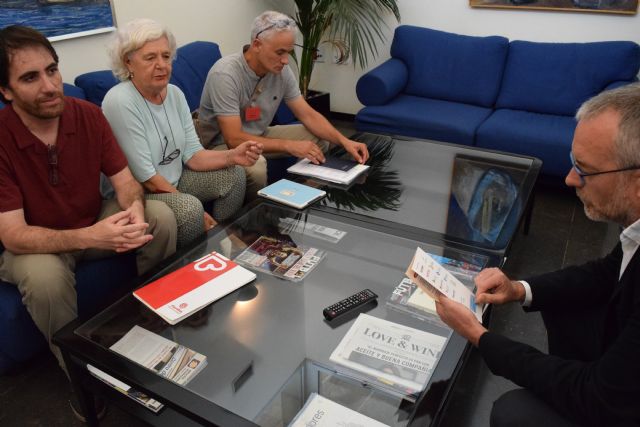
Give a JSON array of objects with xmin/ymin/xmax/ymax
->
[
  {"xmin": 287, "ymin": 157, "xmax": 369, "ymax": 185},
  {"xmin": 405, "ymin": 247, "xmax": 483, "ymax": 322},
  {"xmin": 258, "ymin": 179, "xmax": 326, "ymax": 209},
  {"xmin": 110, "ymin": 325, "xmax": 207, "ymax": 386},
  {"xmin": 289, "ymin": 393, "xmax": 389, "ymax": 427},
  {"xmin": 134, "ymin": 251, "xmax": 256, "ymax": 325},
  {"xmin": 329, "ymin": 314, "xmax": 446, "ymax": 400}
]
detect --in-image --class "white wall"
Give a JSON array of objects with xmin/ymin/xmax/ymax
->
[
  {"xmin": 18, "ymin": 0, "xmax": 639, "ymax": 113},
  {"xmin": 49, "ymin": 0, "xmax": 271, "ymax": 84},
  {"xmin": 312, "ymin": 0, "xmax": 640, "ymax": 114}
]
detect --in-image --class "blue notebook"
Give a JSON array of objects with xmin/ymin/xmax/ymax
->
[{"xmin": 258, "ymin": 179, "xmax": 326, "ymax": 209}]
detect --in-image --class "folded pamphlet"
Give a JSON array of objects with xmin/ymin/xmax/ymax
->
[
  {"xmin": 110, "ymin": 325, "xmax": 207, "ymax": 386},
  {"xmin": 134, "ymin": 251, "xmax": 256, "ymax": 325},
  {"xmin": 258, "ymin": 179, "xmax": 326, "ymax": 209},
  {"xmin": 405, "ymin": 248, "xmax": 483, "ymax": 322}
]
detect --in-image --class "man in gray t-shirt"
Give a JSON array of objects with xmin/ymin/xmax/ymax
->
[{"xmin": 198, "ymin": 10, "xmax": 369, "ymax": 195}]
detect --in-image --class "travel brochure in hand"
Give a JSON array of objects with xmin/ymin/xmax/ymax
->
[
  {"xmin": 289, "ymin": 393, "xmax": 389, "ymax": 427},
  {"xmin": 235, "ymin": 235, "xmax": 325, "ymax": 282},
  {"xmin": 110, "ymin": 325, "xmax": 207, "ymax": 386},
  {"xmin": 133, "ymin": 251, "xmax": 256, "ymax": 325},
  {"xmin": 405, "ymin": 248, "xmax": 484, "ymax": 322},
  {"xmin": 329, "ymin": 314, "xmax": 447, "ymax": 401},
  {"xmin": 388, "ymin": 252, "xmax": 484, "ymax": 324},
  {"xmin": 287, "ymin": 156, "xmax": 370, "ymax": 185}
]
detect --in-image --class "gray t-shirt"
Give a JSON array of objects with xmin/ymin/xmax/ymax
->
[
  {"xmin": 198, "ymin": 51, "xmax": 301, "ymax": 148},
  {"xmin": 102, "ymin": 81, "xmax": 203, "ymax": 187}
]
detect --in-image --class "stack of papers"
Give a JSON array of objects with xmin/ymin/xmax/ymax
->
[
  {"xmin": 289, "ymin": 393, "xmax": 389, "ymax": 427},
  {"xmin": 287, "ymin": 157, "xmax": 369, "ymax": 185}
]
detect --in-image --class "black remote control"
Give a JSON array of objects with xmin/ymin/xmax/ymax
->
[{"xmin": 323, "ymin": 289, "xmax": 378, "ymax": 321}]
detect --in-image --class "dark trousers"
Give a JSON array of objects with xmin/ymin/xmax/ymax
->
[{"xmin": 490, "ymin": 305, "xmax": 607, "ymax": 427}]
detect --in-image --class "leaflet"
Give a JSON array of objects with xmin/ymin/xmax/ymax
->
[{"xmin": 405, "ymin": 248, "xmax": 483, "ymax": 322}]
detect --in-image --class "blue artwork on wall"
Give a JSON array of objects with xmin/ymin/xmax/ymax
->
[{"xmin": 0, "ymin": 0, "xmax": 115, "ymax": 41}]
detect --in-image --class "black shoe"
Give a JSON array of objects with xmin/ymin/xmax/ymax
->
[{"xmin": 69, "ymin": 392, "xmax": 108, "ymax": 423}]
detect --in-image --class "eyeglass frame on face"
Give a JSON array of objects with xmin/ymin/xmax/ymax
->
[
  {"xmin": 159, "ymin": 135, "xmax": 180, "ymax": 166},
  {"xmin": 569, "ymin": 151, "xmax": 640, "ymax": 186}
]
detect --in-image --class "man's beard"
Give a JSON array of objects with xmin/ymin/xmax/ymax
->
[
  {"xmin": 16, "ymin": 92, "xmax": 64, "ymax": 119},
  {"xmin": 579, "ymin": 179, "xmax": 630, "ymax": 225}
]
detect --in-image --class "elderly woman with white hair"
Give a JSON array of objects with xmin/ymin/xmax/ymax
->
[{"xmin": 102, "ymin": 18, "xmax": 262, "ymax": 247}]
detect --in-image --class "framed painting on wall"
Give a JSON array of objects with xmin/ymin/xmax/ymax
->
[
  {"xmin": 0, "ymin": 0, "xmax": 116, "ymax": 42},
  {"xmin": 470, "ymin": 0, "xmax": 638, "ymax": 15}
]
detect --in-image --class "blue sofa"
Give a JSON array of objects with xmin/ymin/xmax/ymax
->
[{"xmin": 355, "ymin": 26, "xmax": 640, "ymax": 178}]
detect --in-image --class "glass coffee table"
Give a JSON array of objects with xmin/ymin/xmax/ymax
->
[
  {"xmin": 55, "ymin": 202, "xmax": 502, "ymax": 426},
  {"xmin": 290, "ymin": 132, "xmax": 541, "ymax": 259}
]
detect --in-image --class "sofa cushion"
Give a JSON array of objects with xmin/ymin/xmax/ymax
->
[
  {"xmin": 496, "ymin": 40, "xmax": 640, "ymax": 116},
  {"xmin": 355, "ymin": 94, "xmax": 493, "ymax": 146},
  {"xmin": 356, "ymin": 58, "xmax": 408, "ymax": 106},
  {"xmin": 390, "ymin": 26, "xmax": 509, "ymax": 108},
  {"xmin": 74, "ymin": 70, "xmax": 119, "ymax": 106},
  {"xmin": 171, "ymin": 41, "xmax": 222, "ymax": 112},
  {"xmin": 476, "ymin": 109, "xmax": 576, "ymax": 177}
]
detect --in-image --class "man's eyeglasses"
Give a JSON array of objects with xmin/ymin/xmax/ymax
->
[
  {"xmin": 47, "ymin": 144, "xmax": 58, "ymax": 186},
  {"xmin": 160, "ymin": 136, "xmax": 180, "ymax": 166},
  {"xmin": 569, "ymin": 151, "xmax": 640, "ymax": 186}
]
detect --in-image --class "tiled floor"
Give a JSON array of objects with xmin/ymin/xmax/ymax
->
[{"xmin": 0, "ymin": 124, "xmax": 619, "ymax": 427}]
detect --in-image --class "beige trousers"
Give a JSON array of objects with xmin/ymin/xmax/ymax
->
[{"xmin": 0, "ymin": 199, "xmax": 177, "ymax": 369}]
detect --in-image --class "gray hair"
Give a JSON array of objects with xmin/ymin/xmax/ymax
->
[
  {"xmin": 250, "ymin": 11, "xmax": 297, "ymax": 42},
  {"xmin": 108, "ymin": 18, "xmax": 177, "ymax": 81},
  {"xmin": 576, "ymin": 83, "xmax": 640, "ymax": 168}
]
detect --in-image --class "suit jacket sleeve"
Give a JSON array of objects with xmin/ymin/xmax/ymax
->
[{"xmin": 477, "ymin": 244, "xmax": 640, "ymax": 425}]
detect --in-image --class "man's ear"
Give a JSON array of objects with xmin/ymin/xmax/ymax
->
[{"xmin": 0, "ymin": 86, "xmax": 12, "ymax": 102}]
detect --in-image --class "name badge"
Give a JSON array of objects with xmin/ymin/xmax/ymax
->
[{"xmin": 245, "ymin": 106, "xmax": 261, "ymax": 121}]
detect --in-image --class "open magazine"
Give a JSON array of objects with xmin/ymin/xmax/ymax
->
[
  {"xmin": 110, "ymin": 325, "xmax": 207, "ymax": 386},
  {"xmin": 235, "ymin": 235, "xmax": 325, "ymax": 281},
  {"xmin": 329, "ymin": 314, "xmax": 447, "ymax": 401}
]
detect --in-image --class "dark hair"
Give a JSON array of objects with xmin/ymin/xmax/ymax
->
[{"xmin": 0, "ymin": 25, "xmax": 59, "ymax": 103}]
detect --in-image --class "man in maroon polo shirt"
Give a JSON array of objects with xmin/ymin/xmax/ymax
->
[{"xmin": 0, "ymin": 25, "xmax": 177, "ymax": 386}]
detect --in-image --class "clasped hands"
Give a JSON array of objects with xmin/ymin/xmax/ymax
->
[
  {"xmin": 435, "ymin": 267, "xmax": 525, "ymax": 346},
  {"xmin": 90, "ymin": 205, "xmax": 152, "ymax": 253}
]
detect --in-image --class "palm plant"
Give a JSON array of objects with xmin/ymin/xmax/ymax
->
[{"xmin": 284, "ymin": 0, "xmax": 401, "ymax": 98}]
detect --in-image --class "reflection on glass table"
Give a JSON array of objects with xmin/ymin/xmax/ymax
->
[
  {"xmin": 290, "ymin": 132, "xmax": 540, "ymax": 257},
  {"xmin": 65, "ymin": 202, "xmax": 501, "ymax": 426}
]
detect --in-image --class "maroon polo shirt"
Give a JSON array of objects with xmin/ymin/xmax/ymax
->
[{"xmin": 0, "ymin": 97, "xmax": 128, "ymax": 230}]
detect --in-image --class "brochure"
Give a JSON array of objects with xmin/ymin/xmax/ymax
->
[
  {"xmin": 110, "ymin": 325, "xmax": 207, "ymax": 386},
  {"xmin": 235, "ymin": 235, "xmax": 325, "ymax": 282},
  {"xmin": 405, "ymin": 248, "xmax": 484, "ymax": 322},
  {"xmin": 278, "ymin": 217, "xmax": 347, "ymax": 243},
  {"xmin": 288, "ymin": 393, "xmax": 389, "ymax": 427},
  {"xmin": 287, "ymin": 157, "xmax": 369, "ymax": 185},
  {"xmin": 329, "ymin": 314, "xmax": 447, "ymax": 401},
  {"xmin": 387, "ymin": 252, "xmax": 484, "ymax": 325},
  {"xmin": 133, "ymin": 251, "xmax": 256, "ymax": 325},
  {"xmin": 258, "ymin": 179, "xmax": 326, "ymax": 209},
  {"xmin": 87, "ymin": 364, "xmax": 164, "ymax": 413}
]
